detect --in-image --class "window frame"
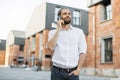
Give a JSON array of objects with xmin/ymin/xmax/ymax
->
[
  {"xmin": 19, "ymin": 45, "xmax": 24, "ymax": 51},
  {"xmin": 101, "ymin": 0, "xmax": 112, "ymax": 21},
  {"xmin": 101, "ymin": 36, "xmax": 113, "ymax": 63},
  {"xmin": 54, "ymin": 7, "xmax": 61, "ymax": 22},
  {"xmin": 73, "ymin": 10, "xmax": 81, "ymax": 26},
  {"xmin": 31, "ymin": 35, "xmax": 36, "ymax": 50}
]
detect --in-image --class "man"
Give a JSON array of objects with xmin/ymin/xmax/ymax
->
[{"xmin": 47, "ymin": 8, "xmax": 87, "ymax": 80}]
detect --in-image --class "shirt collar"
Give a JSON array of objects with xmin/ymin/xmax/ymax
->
[
  {"xmin": 70, "ymin": 25, "xmax": 74, "ymax": 30},
  {"xmin": 61, "ymin": 24, "xmax": 74, "ymax": 31}
]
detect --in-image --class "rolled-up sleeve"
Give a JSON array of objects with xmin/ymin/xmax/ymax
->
[
  {"xmin": 48, "ymin": 30, "xmax": 54, "ymax": 41},
  {"xmin": 78, "ymin": 30, "xmax": 87, "ymax": 55},
  {"xmin": 46, "ymin": 30, "xmax": 55, "ymax": 49}
]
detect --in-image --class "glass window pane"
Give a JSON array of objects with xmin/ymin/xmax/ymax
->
[
  {"xmin": 73, "ymin": 11, "xmax": 81, "ymax": 25},
  {"xmin": 104, "ymin": 38, "xmax": 112, "ymax": 62},
  {"xmin": 102, "ymin": 0, "xmax": 112, "ymax": 20},
  {"xmin": 32, "ymin": 36, "xmax": 36, "ymax": 49},
  {"xmin": 54, "ymin": 7, "xmax": 61, "ymax": 22},
  {"xmin": 19, "ymin": 45, "xmax": 24, "ymax": 51}
]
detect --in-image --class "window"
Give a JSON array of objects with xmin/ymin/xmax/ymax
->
[
  {"xmin": 101, "ymin": 37, "xmax": 113, "ymax": 63},
  {"xmin": 0, "ymin": 40, "xmax": 1, "ymax": 44},
  {"xmin": 17, "ymin": 57, "xmax": 24, "ymax": 64},
  {"xmin": 31, "ymin": 52, "xmax": 35, "ymax": 66},
  {"xmin": 102, "ymin": 0, "xmax": 112, "ymax": 20},
  {"xmin": 73, "ymin": 10, "xmax": 81, "ymax": 25},
  {"xmin": 19, "ymin": 45, "xmax": 24, "ymax": 51},
  {"xmin": 54, "ymin": 7, "xmax": 61, "ymax": 22},
  {"xmin": 27, "ymin": 38, "xmax": 30, "ymax": 53},
  {"xmin": 45, "ymin": 55, "xmax": 51, "ymax": 58},
  {"xmin": 39, "ymin": 34, "xmax": 43, "ymax": 61},
  {"xmin": 32, "ymin": 35, "xmax": 36, "ymax": 50}
]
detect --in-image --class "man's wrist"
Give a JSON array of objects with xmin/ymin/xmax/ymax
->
[
  {"xmin": 57, "ymin": 27, "xmax": 61, "ymax": 31},
  {"xmin": 76, "ymin": 68, "xmax": 81, "ymax": 72}
]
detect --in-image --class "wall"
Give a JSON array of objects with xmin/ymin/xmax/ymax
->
[
  {"xmin": 26, "ymin": 2, "xmax": 46, "ymax": 38},
  {"xmin": 9, "ymin": 44, "xmax": 24, "ymax": 66},
  {"xmin": 0, "ymin": 50, "xmax": 5, "ymax": 65},
  {"xmin": 86, "ymin": 0, "xmax": 120, "ymax": 77}
]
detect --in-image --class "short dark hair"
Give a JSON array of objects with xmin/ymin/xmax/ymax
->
[{"xmin": 57, "ymin": 8, "xmax": 70, "ymax": 16}]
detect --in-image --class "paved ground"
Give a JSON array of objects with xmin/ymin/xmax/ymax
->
[{"xmin": 0, "ymin": 67, "xmax": 117, "ymax": 80}]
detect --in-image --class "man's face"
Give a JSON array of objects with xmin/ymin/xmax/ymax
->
[{"xmin": 61, "ymin": 9, "xmax": 71, "ymax": 24}]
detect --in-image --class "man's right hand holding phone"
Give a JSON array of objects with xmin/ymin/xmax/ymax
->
[{"xmin": 57, "ymin": 16, "xmax": 64, "ymax": 30}]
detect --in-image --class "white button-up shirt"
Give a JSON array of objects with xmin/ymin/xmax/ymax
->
[{"xmin": 48, "ymin": 26, "xmax": 87, "ymax": 68}]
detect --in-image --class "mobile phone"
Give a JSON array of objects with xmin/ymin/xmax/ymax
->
[
  {"xmin": 57, "ymin": 16, "xmax": 62, "ymax": 21},
  {"xmin": 57, "ymin": 16, "xmax": 64, "ymax": 24}
]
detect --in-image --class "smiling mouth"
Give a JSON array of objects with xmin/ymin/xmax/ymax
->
[
  {"xmin": 66, "ymin": 17, "xmax": 70, "ymax": 19},
  {"xmin": 65, "ymin": 17, "xmax": 70, "ymax": 20}
]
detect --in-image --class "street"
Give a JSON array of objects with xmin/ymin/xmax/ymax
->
[
  {"xmin": 0, "ymin": 67, "xmax": 50, "ymax": 80},
  {"xmin": 0, "ymin": 67, "xmax": 114, "ymax": 80}
]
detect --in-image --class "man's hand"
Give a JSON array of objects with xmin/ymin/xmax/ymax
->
[
  {"xmin": 68, "ymin": 69, "xmax": 81, "ymax": 76},
  {"xmin": 57, "ymin": 19, "xmax": 64, "ymax": 30}
]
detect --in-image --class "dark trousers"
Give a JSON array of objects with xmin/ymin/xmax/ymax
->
[{"xmin": 51, "ymin": 66, "xmax": 79, "ymax": 80}]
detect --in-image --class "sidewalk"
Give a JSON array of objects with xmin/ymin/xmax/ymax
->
[
  {"xmin": 0, "ymin": 67, "xmax": 118, "ymax": 80},
  {"xmin": 79, "ymin": 74, "xmax": 111, "ymax": 80},
  {"xmin": 0, "ymin": 65, "xmax": 5, "ymax": 67}
]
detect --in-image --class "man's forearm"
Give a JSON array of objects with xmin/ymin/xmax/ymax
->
[
  {"xmin": 47, "ymin": 29, "xmax": 60, "ymax": 50},
  {"xmin": 69, "ymin": 53, "xmax": 86, "ymax": 76},
  {"xmin": 77, "ymin": 53, "xmax": 86, "ymax": 71}
]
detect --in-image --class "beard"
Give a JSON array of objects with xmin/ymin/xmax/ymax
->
[{"xmin": 64, "ymin": 18, "xmax": 71, "ymax": 24}]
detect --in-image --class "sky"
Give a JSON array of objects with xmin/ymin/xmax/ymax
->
[{"xmin": 0, "ymin": 0, "xmax": 88, "ymax": 39}]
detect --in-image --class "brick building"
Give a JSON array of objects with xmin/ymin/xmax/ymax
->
[
  {"xmin": 5, "ymin": 30, "xmax": 25, "ymax": 67},
  {"xmin": 0, "ymin": 39, "xmax": 6, "ymax": 65},
  {"xmin": 24, "ymin": 2, "xmax": 88, "ymax": 70},
  {"xmin": 86, "ymin": 0, "xmax": 120, "ymax": 77}
]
